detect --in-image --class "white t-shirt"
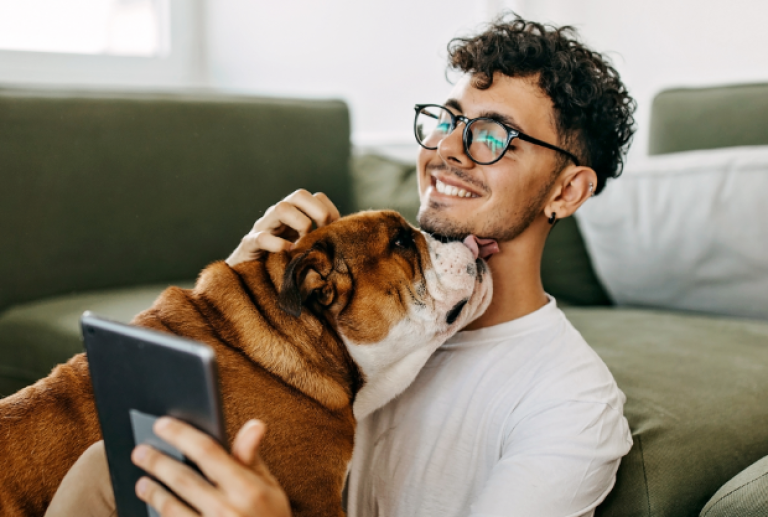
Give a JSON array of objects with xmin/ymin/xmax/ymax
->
[{"xmin": 346, "ymin": 296, "xmax": 632, "ymax": 517}]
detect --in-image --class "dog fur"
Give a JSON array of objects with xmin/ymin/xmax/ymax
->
[{"xmin": 0, "ymin": 210, "xmax": 492, "ymax": 517}]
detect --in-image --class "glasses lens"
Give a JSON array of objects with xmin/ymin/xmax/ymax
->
[
  {"xmin": 415, "ymin": 106, "xmax": 453, "ymax": 149},
  {"xmin": 467, "ymin": 120, "xmax": 509, "ymax": 163}
]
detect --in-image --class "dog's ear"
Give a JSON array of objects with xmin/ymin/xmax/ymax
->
[{"xmin": 278, "ymin": 244, "xmax": 335, "ymax": 317}]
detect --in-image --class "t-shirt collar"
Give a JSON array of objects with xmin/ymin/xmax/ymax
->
[{"xmin": 443, "ymin": 294, "xmax": 560, "ymax": 347}]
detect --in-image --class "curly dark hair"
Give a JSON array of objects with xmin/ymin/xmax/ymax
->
[{"xmin": 448, "ymin": 14, "xmax": 636, "ymax": 194}]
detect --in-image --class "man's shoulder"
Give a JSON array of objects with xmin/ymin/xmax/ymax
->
[
  {"xmin": 479, "ymin": 302, "xmax": 608, "ymax": 371},
  {"xmin": 495, "ymin": 309, "xmax": 631, "ymax": 449},
  {"xmin": 480, "ymin": 305, "xmax": 625, "ymax": 415}
]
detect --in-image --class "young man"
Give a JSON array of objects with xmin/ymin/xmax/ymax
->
[{"xmin": 48, "ymin": 15, "xmax": 636, "ymax": 517}]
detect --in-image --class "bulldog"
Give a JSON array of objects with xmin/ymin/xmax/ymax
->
[{"xmin": 0, "ymin": 210, "xmax": 493, "ymax": 517}]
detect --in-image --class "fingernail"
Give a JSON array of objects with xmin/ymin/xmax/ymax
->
[
  {"xmin": 133, "ymin": 445, "xmax": 149, "ymax": 463},
  {"xmin": 136, "ymin": 477, "xmax": 149, "ymax": 497},
  {"xmin": 155, "ymin": 416, "xmax": 172, "ymax": 432}
]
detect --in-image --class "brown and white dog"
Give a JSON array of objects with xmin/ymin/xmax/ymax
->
[{"xmin": 0, "ymin": 210, "xmax": 492, "ymax": 517}]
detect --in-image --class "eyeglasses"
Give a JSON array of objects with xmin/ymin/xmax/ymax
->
[{"xmin": 413, "ymin": 104, "xmax": 580, "ymax": 166}]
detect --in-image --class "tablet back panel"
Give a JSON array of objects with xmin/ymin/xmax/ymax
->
[{"xmin": 81, "ymin": 312, "xmax": 225, "ymax": 517}]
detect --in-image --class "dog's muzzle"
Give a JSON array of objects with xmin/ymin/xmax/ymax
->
[{"xmin": 446, "ymin": 299, "xmax": 468, "ymax": 325}]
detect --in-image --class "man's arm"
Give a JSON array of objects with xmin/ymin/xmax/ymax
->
[
  {"xmin": 44, "ymin": 441, "xmax": 116, "ymax": 517},
  {"xmin": 469, "ymin": 401, "xmax": 632, "ymax": 517}
]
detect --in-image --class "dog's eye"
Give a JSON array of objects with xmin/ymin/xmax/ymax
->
[{"xmin": 392, "ymin": 229, "xmax": 414, "ymax": 250}]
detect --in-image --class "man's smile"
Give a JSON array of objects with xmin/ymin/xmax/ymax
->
[
  {"xmin": 427, "ymin": 164, "xmax": 487, "ymax": 204},
  {"xmin": 431, "ymin": 176, "xmax": 481, "ymax": 199}
]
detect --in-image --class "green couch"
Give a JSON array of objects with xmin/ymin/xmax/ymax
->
[
  {"xmin": 1, "ymin": 84, "xmax": 767, "ymax": 517},
  {"xmin": 0, "ymin": 88, "xmax": 352, "ymax": 396}
]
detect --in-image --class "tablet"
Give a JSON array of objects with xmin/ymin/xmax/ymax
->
[{"xmin": 81, "ymin": 312, "xmax": 227, "ymax": 517}]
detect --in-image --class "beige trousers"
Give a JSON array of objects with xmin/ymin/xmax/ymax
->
[{"xmin": 44, "ymin": 441, "xmax": 118, "ymax": 517}]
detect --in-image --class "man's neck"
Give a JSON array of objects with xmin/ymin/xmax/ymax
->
[{"xmin": 463, "ymin": 222, "xmax": 549, "ymax": 330}]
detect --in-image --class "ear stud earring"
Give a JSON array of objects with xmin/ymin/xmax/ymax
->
[
  {"xmin": 589, "ymin": 182, "xmax": 594, "ymax": 196},
  {"xmin": 548, "ymin": 212, "xmax": 557, "ymax": 225}
]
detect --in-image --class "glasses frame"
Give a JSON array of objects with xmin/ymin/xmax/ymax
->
[{"xmin": 413, "ymin": 104, "xmax": 580, "ymax": 166}]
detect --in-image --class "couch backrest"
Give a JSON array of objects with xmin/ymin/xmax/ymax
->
[
  {"xmin": 0, "ymin": 88, "xmax": 352, "ymax": 312},
  {"xmin": 648, "ymin": 83, "xmax": 768, "ymax": 155}
]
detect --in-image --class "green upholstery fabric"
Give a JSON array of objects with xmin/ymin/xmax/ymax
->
[
  {"xmin": 0, "ymin": 88, "xmax": 352, "ymax": 313},
  {"xmin": 350, "ymin": 153, "xmax": 420, "ymax": 224},
  {"xmin": 700, "ymin": 455, "xmax": 768, "ymax": 516},
  {"xmin": 648, "ymin": 83, "xmax": 768, "ymax": 155},
  {"xmin": 0, "ymin": 282, "xmax": 192, "ymax": 397},
  {"xmin": 561, "ymin": 308, "xmax": 768, "ymax": 517},
  {"xmin": 349, "ymin": 154, "xmax": 611, "ymax": 306},
  {"xmin": 542, "ymin": 217, "xmax": 612, "ymax": 306}
]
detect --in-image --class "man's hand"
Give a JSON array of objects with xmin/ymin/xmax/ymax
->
[
  {"xmin": 226, "ymin": 190, "xmax": 340, "ymax": 267},
  {"xmin": 132, "ymin": 417, "xmax": 292, "ymax": 517}
]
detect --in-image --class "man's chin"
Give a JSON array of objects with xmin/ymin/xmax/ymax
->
[
  {"xmin": 418, "ymin": 202, "xmax": 536, "ymax": 244},
  {"xmin": 417, "ymin": 208, "xmax": 473, "ymax": 240}
]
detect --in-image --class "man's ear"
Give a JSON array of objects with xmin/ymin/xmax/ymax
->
[
  {"xmin": 278, "ymin": 245, "xmax": 335, "ymax": 318},
  {"xmin": 544, "ymin": 166, "xmax": 598, "ymax": 220}
]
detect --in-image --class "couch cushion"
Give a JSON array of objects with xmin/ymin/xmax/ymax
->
[
  {"xmin": 576, "ymin": 145, "xmax": 768, "ymax": 320},
  {"xmin": 351, "ymin": 153, "xmax": 420, "ymax": 225},
  {"xmin": 0, "ymin": 88, "xmax": 352, "ymax": 313},
  {"xmin": 0, "ymin": 282, "xmax": 191, "ymax": 397},
  {"xmin": 700, "ymin": 455, "xmax": 768, "ymax": 516},
  {"xmin": 562, "ymin": 307, "xmax": 768, "ymax": 517}
]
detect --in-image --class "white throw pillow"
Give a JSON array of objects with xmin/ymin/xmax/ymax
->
[{"xmin": 576, "ymin": 145, "xmax": 768, "ymax": 320}]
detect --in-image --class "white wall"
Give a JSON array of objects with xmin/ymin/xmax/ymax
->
[
  {"xmin": 205, "ymin": 0, "xmax": 502, "ymax": 160},
  {"xmin": 517, "ymin": 0, "xmax": 768, "ymax": 159},
  {"xmin": 206, "ymin": 0, "xmax": 768, "ymax": 160}
]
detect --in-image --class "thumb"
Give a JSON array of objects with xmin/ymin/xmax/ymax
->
[{"xmin": 232, "ymin": 419, "xmax": 267, "ymax": 469}]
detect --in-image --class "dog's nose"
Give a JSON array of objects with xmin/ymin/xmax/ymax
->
[{"xmin": 446, "ymin": 299, "xmax": 468, "ymax": 325}]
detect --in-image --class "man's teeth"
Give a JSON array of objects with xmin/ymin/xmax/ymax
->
[{"xmin": 435, "ymin": 179, "xmax": 473, "ymax": 198}]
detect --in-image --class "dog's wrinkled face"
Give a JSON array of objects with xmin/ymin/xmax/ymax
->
[{"xmin": 279, "ymin": 210, "xmax": 493, "ymax": 419}]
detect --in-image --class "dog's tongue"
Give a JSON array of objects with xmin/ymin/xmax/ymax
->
[{"xmin": 462, "ymin": 235, "xmax": 500, "ymax": 260}]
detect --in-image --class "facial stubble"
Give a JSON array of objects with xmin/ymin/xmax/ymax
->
[{"xmin": 418, "ymin": 173, "xmax": 556, "ymax": 242}]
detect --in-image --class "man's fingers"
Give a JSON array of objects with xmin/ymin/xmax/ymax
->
[
  {"xmin": 152, "ymin": 418, "xmax": 251, "ymax": 491},
  {"xmin": 135, "ymin": 476, "xmax": 198, "ymax": 517},
  {"xmin": 132, "ymin": 444, "xmax": 222, "ymax": 516},
  {"xmin": 225, "ymin": 231, "xmax": 294, "ymax": 267},
  {"xmin": 245, "ymin": 232, "xmax": 294, "ymax": 254},
  {"xmin": 232, "ymin": 419, "xmax": 266, "ymax": 468},
  {"xmin": 144, "ymin": 418, "xmax": 292, "ymax": 517},
  {"xmin": 312, "ymin": 192, "xmax": 341, "ymax": 226},
  {"xmin": 228, "ymin": 189, "xmax": 339, "ymax": 268},
  {"xmin": 151, "ymin": 418, "xmax": 281, "ymax": 513},
  {"xmin": 252, "ymin": 191, "xmax": 336, "ymax": 238},
  {"xmin": 282, "ymin": 189, "xmax": 339, "ymax": 229},
  {"xmin": 269, "ymin": 201, "xmax": 314, "ymax": 237}
]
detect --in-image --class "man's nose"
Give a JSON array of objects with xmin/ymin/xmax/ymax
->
[{"xmin": 437, "ymin": 122, "xmax": 473, "ymax": 168}]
